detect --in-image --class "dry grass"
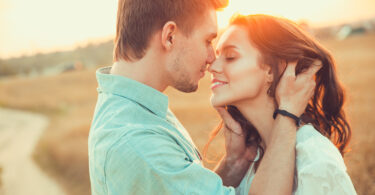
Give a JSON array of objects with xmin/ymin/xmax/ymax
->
[
  {"xmin": 321, "ymin": 34, "xmax": 375, "ymax": 194},
  {"xmin": 0, "ymin": 33, "xmax": 374, "ymax": 194},
  {"xmin": 0, "ymin": 69, "xmax": 97, "ymax": 194},
  {"xmin": 0, "ymin": 165, "xmax": 3, "ymax": 187}
]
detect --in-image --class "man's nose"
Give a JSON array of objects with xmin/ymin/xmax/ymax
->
[{"xmin": 206, "ymin": 46, "xmax": 216, "ymax": 65}]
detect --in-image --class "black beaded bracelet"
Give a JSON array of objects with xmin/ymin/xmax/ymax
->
[{"xmin": 273, "ymin": 109, "xmax": 302, "ymax": 127}]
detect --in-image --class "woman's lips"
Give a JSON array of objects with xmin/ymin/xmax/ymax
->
[{"xmin": 211, "ymin": 79, "xmax": 228, "ymax": 90}]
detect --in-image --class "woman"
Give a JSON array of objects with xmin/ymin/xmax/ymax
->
[{"xmin": 206, "ymin": 14, "xmax": 357, "ymax": 194}]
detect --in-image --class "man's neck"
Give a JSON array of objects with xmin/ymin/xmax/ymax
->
[{"xmin": 110, "ymin": 57, "xmax": 169, "ymax": 92}]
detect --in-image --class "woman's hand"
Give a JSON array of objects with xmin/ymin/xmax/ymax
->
[
  {"xmin": 249, "ymin": 60, "xmax": 322, "ymax": 194},
  {"xmin": 276, "ymin": 60, "xmax": 322, "ymax": 116}
]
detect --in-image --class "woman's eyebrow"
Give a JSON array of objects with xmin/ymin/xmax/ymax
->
[{"xmin": 216, "ymin": 45, "xmax": 238, "ymax": 55}]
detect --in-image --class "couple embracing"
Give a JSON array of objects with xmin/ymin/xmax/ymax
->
[{"xmin": 88, "ymin": 0, "xmax": 356, "ymax": 194}]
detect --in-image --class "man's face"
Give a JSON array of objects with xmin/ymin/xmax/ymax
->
[{"xmin": 167, "ymin": 9, "xmax": 218, "ymax": 93}]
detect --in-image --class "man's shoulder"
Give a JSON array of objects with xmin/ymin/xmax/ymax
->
[
  {"xmin": 98, "ymin": 124, "xmax": 176, "ymax": 150},
  {"xmin": 89, "ymin": 124, "xmax": 180, "ymax": 165},
  {"xmin": 90, "ymin": 123, "xmax": 172, "ymax": 150},
  {"xmin": 91, "ymin": 98, "xmax": 169, "ymax": 139},
  {"xmin": 110, "ymin": 125, "xmax": 179, "ymax": 150},
  {"xmin": 104, "ymin": 126, "xmax": 188, "ymax": 171}
]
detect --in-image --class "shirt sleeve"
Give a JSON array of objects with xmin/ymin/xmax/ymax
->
[
  {"xmin": 104, "ymin": 129, "xmax": 236, "ymax": 195},
  {"xmin": 295, "ymin": 159, "xmax": 357, "ymax": 195}
]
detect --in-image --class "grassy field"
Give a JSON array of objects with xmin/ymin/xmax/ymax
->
[
  {"xmin": 0, "ymin": 166, "xmax": 2, "ymax": 187},
  {"xmin": 0, "ymin": 33, "xmax": 374, "ymax": 194}
]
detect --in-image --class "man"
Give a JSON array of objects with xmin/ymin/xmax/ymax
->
[{"xmin": 88, "ymin": 0, "xmax": 320, "ymax": 194}]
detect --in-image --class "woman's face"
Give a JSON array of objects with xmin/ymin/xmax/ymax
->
[{"xmin": 209, "ymin": 25, "xmax": 271, "ymax": 107}]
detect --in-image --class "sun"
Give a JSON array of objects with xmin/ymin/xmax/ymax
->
[{"xmin": 216, "ymin": 0, "xmax": 367, "ymax": 28}]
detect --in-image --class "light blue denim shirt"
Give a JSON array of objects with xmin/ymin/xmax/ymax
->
[{"xmin": 89, "ymin": 66, "xmax": 236, "ymax": 195}]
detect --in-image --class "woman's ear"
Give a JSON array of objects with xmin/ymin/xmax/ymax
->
[
  {"xmin": 161, "ymin": 21, "xmax": 177, "ymax": 51},
  {"xmin": 264, "ymin": 64, "xmax": 274, "ymax": 83}
]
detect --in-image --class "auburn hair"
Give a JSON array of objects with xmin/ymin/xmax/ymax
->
[{"xmin": 204, "ymin": 14, "xmax": 351, "ymax": 162}]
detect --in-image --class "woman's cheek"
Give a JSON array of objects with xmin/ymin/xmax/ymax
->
[{"xmin": 231, "ymin": 71, "xmax": 266, "ymax": 100}]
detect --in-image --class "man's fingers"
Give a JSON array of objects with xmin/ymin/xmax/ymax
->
[
  {"xmin": 215, "ymin": 107, "xmax": 227, "ymax": 118},
  {"xmin": 215, "ymin": 106, "xmax": 242, "ymax": 132},
  {"xmin": 216, "ymin": 107, "xmax": 235, "ymax": 125}
]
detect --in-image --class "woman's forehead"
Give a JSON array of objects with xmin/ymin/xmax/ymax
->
[{"xmin": 216, "ymin": 25, "xmax": 256, "ymax": 54}]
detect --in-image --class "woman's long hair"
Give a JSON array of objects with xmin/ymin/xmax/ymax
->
[{"xmin": 203, "ymin": 14, "xmax": 351, "ymax": 163}]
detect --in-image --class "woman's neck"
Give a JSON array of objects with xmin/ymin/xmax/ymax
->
[{"xmin": 235, "ymin": 95, "xmax": 276, "ymax": 149}]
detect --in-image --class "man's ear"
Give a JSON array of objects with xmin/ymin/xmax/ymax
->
[{"xmin": 161, "ymin": 21, "xmax": 177, "ymax": 51}]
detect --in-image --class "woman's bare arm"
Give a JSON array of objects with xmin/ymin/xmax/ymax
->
[{"xmin": 249, "ymin": 61, "xmax": 322, "ymax": 195}]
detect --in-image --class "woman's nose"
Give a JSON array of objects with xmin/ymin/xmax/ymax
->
[{"xmin": 208, "ymin": 59, "xmax": 223, "ymax": 74}]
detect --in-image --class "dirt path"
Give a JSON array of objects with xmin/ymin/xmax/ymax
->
[{"xmin": 0, "ymin": 108, "xmax": 65, "ymax": 195}]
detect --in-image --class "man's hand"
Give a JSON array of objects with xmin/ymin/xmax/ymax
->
[
  {"xmin": 216, "ymin": 107, "xmax": 254, "ymax": 162},
  {"xmin": 276, "ymin": 60, "xmax": 322, "ymax": 116},
  {"xmin": 213, "ymin": 106, "xmax": 255, "ymax": 187}
]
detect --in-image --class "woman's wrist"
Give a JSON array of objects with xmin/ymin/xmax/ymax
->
[
  {"xmin": 278, "ymin": 103, "xmax": 300, "ymax": 116},
  {"xmin": 273, "ymin": 109, "xmax": 302, "ymax": 127}
]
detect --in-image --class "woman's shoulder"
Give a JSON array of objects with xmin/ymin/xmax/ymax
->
[
  {"xmin": 294, "ymin": 125, "xmax": 357, "ymax": 195},
  {"xmin": 295, "ymin": 124, "xmax": 347, "ymax": 172}
]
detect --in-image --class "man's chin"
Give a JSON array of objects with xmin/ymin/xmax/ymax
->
[{"xmin": 174, "ymin": 83, "xmax": 198, "ymax": 93}]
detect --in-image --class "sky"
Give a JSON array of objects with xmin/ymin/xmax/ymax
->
[{"xmin": 0, "ymin": 0, "xmax": 374, "ymax": 59}]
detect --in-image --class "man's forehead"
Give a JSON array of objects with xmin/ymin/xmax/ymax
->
[
  {"xmin": 211, "ymin": 10, "xmax": 218, "ymax": 31},
  {"xmin": 189, "ymin": 9, "xmax": 217, "ymax": 38},
  {"xmin": 203, "ymin": 9, "xmax": 218, "ymax": 35}
]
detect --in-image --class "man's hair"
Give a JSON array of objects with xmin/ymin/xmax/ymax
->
[{"xmin": 113, "ymin": 0, "xmax": 228, "ymax": 62}]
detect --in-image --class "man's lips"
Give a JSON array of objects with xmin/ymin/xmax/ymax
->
[
  {"xmin": 211, "ymin": 79, "xmax": 228, "ymax": 90},
  {"xmin": 199, "ymin": 66, "xmax": 208, "ymax": 78}
]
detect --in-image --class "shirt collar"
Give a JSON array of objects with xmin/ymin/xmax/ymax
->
[{"xmin": 96, "ymin": 66, "xmax": 169, "ymax": 118}]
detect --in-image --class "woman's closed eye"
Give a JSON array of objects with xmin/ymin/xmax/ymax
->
[
  {"xmin": 225, "ymin": 57, "xmax": 235, "ymax": 62},
  {"xmin": 225, "ymin": 51, "xmax": 237, "ymax": 61}
]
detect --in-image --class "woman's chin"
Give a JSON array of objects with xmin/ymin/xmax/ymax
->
[{"xmin": 210, "ymin": 96, "xmax": 228, "ymax": 107}]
